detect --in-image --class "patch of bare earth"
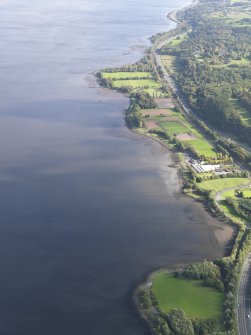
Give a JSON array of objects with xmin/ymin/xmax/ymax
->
[
  {"xmin": 155, "ymin": 98, "xmax": 175, "ymax": 108},
  {"xmin": 141, "ymin": 109, "xmax": 172, "ymax": 117},
  {"xmin": 176, "ymin": 133, "xmax": 197, "ymax": 141},
  {"xmin": 144, "ymin": 120, "xmax": 158, "ymax": 130}
]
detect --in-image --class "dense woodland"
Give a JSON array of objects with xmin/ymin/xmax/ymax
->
[{"xmin": 160, "ymin": 0, "xmax": 251, "ymax": 147}]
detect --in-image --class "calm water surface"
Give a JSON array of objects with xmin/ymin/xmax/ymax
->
[{"xmin": 0, "ymin": 0, "xmax": 228, "ymax": 334}]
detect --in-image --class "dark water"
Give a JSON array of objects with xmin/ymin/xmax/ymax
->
[{"xmin": 0, "ymin": 0, "xmax": 229, "ymax": 334}]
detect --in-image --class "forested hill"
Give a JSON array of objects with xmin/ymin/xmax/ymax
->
[{"xmin": 160, "ymin": 0, "xmax": 251, "ymax": 147}]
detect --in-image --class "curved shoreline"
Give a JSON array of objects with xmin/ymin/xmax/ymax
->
[{"xmin": 97, "ymin": 0, "xmax": 241, "ymax": 333}]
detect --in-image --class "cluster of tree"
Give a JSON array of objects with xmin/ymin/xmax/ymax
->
[
  {"xmin": 166, "ymin": 309, "xmax": 194, "ymax": 335},
  {"xmin": 126, "ymin": 92, "xmax": 157, "ymax": 128},
  {"xmin": 150, "ymin": 315, "xmax": 172, "ymax": 335},
  {"xmin": 226, "ymin": 196, "xmax": 251, "ymax": 220},
  {"xmin": 235, "ymin": 188, "xmax": 251, "ymax": 198},
  {"xmin": 131, "ymin": 91, "xmax": 157, "ymax": 109},
  {"xmin": 183, "ymin": 260, "xmax": 224, "ymax": 292},
  {"xmin": 102, "ymin": 56, "xmax": 152, "ymax": 73},
  {"xmin": 192, "ymin": 318, "xmax": 220, "ymax": 335},
  {"xmin": 137, "ymin": 288, "xmax": 152, "ymax": 309},
  {"xmin": 195, "ymin": 171, "xmax": 247, "ymax": 183},
  {"xmin": 238, "ymin": 91, "xmax": 251, "ymax": 113}
]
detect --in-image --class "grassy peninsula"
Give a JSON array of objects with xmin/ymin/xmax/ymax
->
[{"xmin": 97, "ymin": 0, "xmax": 251, "ymax": 333}]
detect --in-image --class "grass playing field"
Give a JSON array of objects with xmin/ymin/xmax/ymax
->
[
  {"xmin": 187, "ymin": 139, "xmax": 217, "ymax": 157},
  {"xmin": 151, "ymin": 272, "xmax": 224, "ymax": 319},
  {"xmin": 198, "ymin": 178, "xmax": 250, "ymax": 192}
]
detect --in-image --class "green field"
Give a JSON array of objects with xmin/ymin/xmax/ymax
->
[
  {"xmin": 101, "ymin": 71, "xmax": 152, "ymax": 79},
  {"xmin": 112, "ymin": 79, "xmax": 161, "ymax": 89},
  {"xmin": 139, "ymin": 104, "xmax": 218, "ymax": 158},
  {"xmin": 161, "ymin": 121, "xmax": 188, "ymax": 134},
  {"xmin": 151, "ymin": 272, "xmax": 223, "ymax": 319},
  {"xmin": 169, "ymin": 33, "xmax": 187, "ymax": 46},
  {"xmin": 198, "ymin": 178, "xmax": 249, "ymax": 192},
  {"xmin": 187, "ymin": 139, "xmax": 217, "ymax": 157}
]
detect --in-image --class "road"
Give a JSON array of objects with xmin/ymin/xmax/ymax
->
[{"xmin": 237, "ymin": 253, "xmax": 251, "ymax": 335}]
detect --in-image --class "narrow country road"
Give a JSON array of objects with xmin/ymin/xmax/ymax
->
[{"xmin": 237, "ymin": 253, "xmax": 251, "ymax": 335}]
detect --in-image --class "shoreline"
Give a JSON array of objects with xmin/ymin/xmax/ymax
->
[{"xmin": 96, "ymin": 0, "xmax": 244, "ymax": 333}]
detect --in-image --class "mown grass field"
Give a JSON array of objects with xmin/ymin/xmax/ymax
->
[
  {"xmin": 101, "ymin": 71, "xmax": 152, "ymax": 79},
  {"xmin": 198, "ymin": 178, "xmax": 249, "ymax": 192},
  {"xmin": 112, "ymin": 79, "xmax": 161, "ymax": 89},
  {"xmin": 151, "ymin": 272, "xmax": 224, "ymax": 319},
  {"xmin": 187, "ymin": 139, "xmax": 217, "ymax": 157},
  {"xmin": 160, "ymin": 121, "xmax": 188, "ymax": 134}
]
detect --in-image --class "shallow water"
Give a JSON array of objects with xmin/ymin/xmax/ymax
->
[{"xmin": 0, "ymin": 0, "xmax": 230, "ymax": 334}]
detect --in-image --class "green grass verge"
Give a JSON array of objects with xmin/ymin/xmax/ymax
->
[
  {"xmin": 151, "ymin": 272, "xmax": 224, "ymax": 319},
  {"xmin": 101, "ymin": 71, "xmax": 152, "ymax": 79},
  {"xmin": 198, "ymin": 178, "xmax": 249, "ymax": 192}
]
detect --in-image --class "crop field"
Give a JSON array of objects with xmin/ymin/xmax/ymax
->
[
  {"xmin": 151, "ymin": 272, "xmax": 224, "ymax": 319},
  {"xmin": 112, "ymin": 79, "xmax": 161, "ymax": 89},
  {"xmin": 101, "ymin": 71, "xmax": 152, "ymax": 79},
  {"xmin": 198, "ymin": 178, "xmax": 249, "ymax": 192}
]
